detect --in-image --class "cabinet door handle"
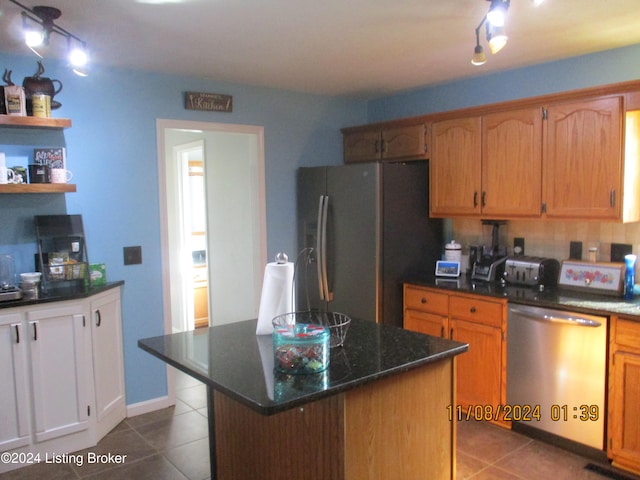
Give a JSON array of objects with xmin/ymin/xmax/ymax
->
[
  {"xmin": 481, "ymin": 192, "xmax": 486, "ymax": 208},
  {"xmin": 449, "ymin": 327, "xmax": 454, "ymax": 340},
  {"xmin": 610, "ymin": 189, "xmax": 616, "ymax": 208},
  {"xmin": 421, "ymin": 297, "xmax": 427, "ymax": 304},
  {"xmin": 14, "ymin": 324, "xmax": 20, "ymax": 344},
  {"xmin": 440, "ymin": 326, "xmax": 445, "ymax": 338},
  {"xmin": 470, "ymin": 306, "xmax": 476, "ymax": 313},
  {"xmin": 96, "ymin": 310, "xmax": 102, "ymax": 327},
  {"xmin": 32, "ymin": 321, "xmax": 38, "ymax": 341},
  {"xmin": 473, "ymin": 192, "xmax": 478, "ymax": 207}
]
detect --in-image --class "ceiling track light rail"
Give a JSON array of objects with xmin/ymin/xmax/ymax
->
[{"xmin": 8, "ymin": 0, "xmax": 89, "ymax": 76}]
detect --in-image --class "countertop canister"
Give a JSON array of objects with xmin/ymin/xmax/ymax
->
[{"xmin": 445, "ymin": 240, "xmax": 462, "ymax": 263}]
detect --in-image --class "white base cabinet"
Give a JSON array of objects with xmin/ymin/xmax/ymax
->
[
  {"xmin": 0, "ymin": 314, "xmax": 30, "ymax": 452},
  {"xmin": 0, "ymin": 286, "xmax": 125, "ymax": 474},
  {"xmin": 28, "ymin": 303, "xmax": 92, "ymax": 443},
  {"xmin": 90, "ymin": 289, "xmax": 126, "ymax": 440}
]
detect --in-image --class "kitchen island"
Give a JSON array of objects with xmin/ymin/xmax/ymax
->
[{"xmin": 138, "ymin": 317, "xmax": 467, "ymax": 480}]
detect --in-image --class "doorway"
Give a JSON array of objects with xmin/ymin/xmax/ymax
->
[{"xmin": 157, "ymin": 119, "xmax": 267, "ymax": 399}]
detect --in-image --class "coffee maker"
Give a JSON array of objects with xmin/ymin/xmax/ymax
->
[{"xmin": 471, "ymin": 220, "xmax": 508, "ymax": 282}]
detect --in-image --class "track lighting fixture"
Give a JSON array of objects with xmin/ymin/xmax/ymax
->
[
  {"xmin": 471, "ymin": 0, "xmax": 545, "ymax": 65},
  {"xmin": 8, "ymin": 0, "xmax": 90, "ymax": 76},
  {"xmin": 471, "ymin": 0, "xmax": 510, "ymax": 66},
  {"xmin": 471, "ymin": 27, "xmax": 487, "ymax": 66}
]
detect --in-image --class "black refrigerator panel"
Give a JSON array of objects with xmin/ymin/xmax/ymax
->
[{"xmin": 380, "ymin": 162, "xmax": 443, "ymax": 328}]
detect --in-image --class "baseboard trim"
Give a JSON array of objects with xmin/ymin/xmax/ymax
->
[{"xmin": 126, "ymin": 395, "xmax": 175, "ymax": 418}]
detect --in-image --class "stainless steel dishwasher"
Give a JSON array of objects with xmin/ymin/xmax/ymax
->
[{"xmin": 507, "ymin": 304, "xmax": 607, "ymax": 450}]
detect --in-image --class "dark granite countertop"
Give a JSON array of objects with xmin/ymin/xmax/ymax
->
[
  {"xmin": 138, "ymin": 317, "xmax": 468, "ymax": 415},
  {"xmin": 0, "ymin": 281, "xmax": 125, "ymax": 309},
  {"xmin": 406, "ymin": 274, "xmax": 640, "ymax": 319}
]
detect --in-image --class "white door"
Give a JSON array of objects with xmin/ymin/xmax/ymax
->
[
  {"xmin": 90, "ymin": 289, "xmax": 126, "ymax": 439},
  {"xmin": 27, "ymin": 304, "xmax": 91, "ymax": 443},
  {"xmin": 0, "ymin": 313, "xmax": 30, "ymax": 451}
]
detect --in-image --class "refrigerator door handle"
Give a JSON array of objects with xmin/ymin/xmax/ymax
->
[
  {"xmin": 316, "ymin": 195, "xmax": 326, "ymax": 301},
  {"xmin": 321, "ymin": 195, "xmax": 332, "ymax": 301}
]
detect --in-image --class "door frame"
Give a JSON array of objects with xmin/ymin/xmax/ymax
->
[{"xmin": 156, "ymin": 119, "xmax": 267, "ymax": 403}]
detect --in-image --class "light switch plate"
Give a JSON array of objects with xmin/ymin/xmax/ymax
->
[{"xmin": 124, "ymin": 246, "xmax": 142, "ymax": 265}]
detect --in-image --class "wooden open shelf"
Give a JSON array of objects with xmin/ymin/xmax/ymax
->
[
  {"xmin": 0, "ymin": 183, "xmax": 76, "ymax": 194},
  {"xmin": 0, "ymin": 115, "xmax": 72, "ymax": 129}
]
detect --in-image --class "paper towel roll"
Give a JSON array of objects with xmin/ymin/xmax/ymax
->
[{"xmin": 256, "ymin": 261, "xmax": 294, "ymax": 335}]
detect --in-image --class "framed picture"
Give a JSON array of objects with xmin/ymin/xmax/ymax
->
[
  {"xmin": 558, "ymin": 260, "xmax": 624, "ymax": 296},
  {"xmin": 435, "ymin": 260, "xmax": 461, "ymax": 277}
]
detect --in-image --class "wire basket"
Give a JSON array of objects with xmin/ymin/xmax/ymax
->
[{"xmin": 272, "ymin": 311, "xmax": 352, "ymax": 348}]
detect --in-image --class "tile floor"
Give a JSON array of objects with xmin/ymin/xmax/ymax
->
[{"xmin": 3, "ymin": 369, "xmax": 640, "ymax": 480}]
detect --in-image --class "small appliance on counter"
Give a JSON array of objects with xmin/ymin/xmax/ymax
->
[
  {"xmin": 503, "ymin": 256, "xmax": 560, "ymax": 287},
  {"xmin": 470, "ymin": 220, "xmax": 508, "ymax": 282},
  {"xmin": 0, "ymin": 254, "xmax": 22, "ymax": 302}
]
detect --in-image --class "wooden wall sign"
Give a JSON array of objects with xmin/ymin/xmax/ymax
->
[{"xmin": 185, "ymin": 91, "xmax": 233, "ymax": 112}]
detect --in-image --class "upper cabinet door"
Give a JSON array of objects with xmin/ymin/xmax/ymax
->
[
  {"xmin": 543, "ymin": 96, "xmax": 623, "ymax": 220},
  {"xmin": 381, "ymin": 124, "xmax": 428, "ymax": 161},
  {"xmin": 430, "ymin": 117, "xmax": 482, "ymax": 217},
  {"xmin": 343, "ymin": 130, "xmax": 382, "ymax": 163},
  {"xmin": 482, "ymin": 108, "xmax": 543, "ymax": 218}
]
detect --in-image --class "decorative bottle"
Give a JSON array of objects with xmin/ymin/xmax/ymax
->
[{"xmin": 624, "ymin": 254, "xmax": 636, "ymax": 300}]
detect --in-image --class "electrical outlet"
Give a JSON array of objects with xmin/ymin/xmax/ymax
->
[
  {"xmin": 123, "ymin": 246, "xmax": 142, "ymax": 265},
  {"xmin": 569, "ymin": 241, "xmax": 583, "ymax": 260},
  {"xmin": 513, "ymin": 237, "xmax": 525, "ymax": 255}
]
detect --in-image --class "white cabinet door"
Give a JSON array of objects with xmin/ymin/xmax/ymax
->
[
  {"xmin": 0, "ymin": 313, "xmax": 30, "ymax": 451},
  {"xmin": 90, "ymin": 289, "xmax": 126, "ymax": 439},
  {"xmin": 27, "ymin": 304, "xmax": 91, "ymax": 443}
]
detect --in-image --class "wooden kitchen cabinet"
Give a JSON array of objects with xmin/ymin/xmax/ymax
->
[
  {"xmin": 403, "ymin": 286, "xmax": 448, "ymax": 337},
  {"xmin": 431, "ymin": 108, "xmax": 542, "ymax": 218},
  {"xmin": 608, "ymin": 316, "xmax": 640, "ymax": 475},
  {"xmin": 482, "ymin": 107, "xmax": 543, "ymax": 217},
  {"xmin": 449, "ymin": 294, "xmax": 506, "ymax": 413},
  {"xmin": 543, "ymin": 96, "xmax": 623, "ymax": 220},
  {"xmin": 403, "ymin": 284, "xmax": 507, "ymax": 424},
  {"xmin": 194, "ymin": 281, "xmax": 209, "ymax": 328},
  {"xmin": 343, "ymin": 123, "xmax": 429, "ymax": 163},
  {"xmin": 430, "ymin": 117, "xmax": 482, "ymax": 216}
]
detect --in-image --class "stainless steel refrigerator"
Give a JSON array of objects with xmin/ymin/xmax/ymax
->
[{"xmin": 296, "ymin": 161, "xmax": 443, "ymax": 327}]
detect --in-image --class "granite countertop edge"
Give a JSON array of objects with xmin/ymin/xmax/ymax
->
[
  {"xmin": 405, "ymin": 274, "xmax": 640, "ymax": 319},
  {"xmin": 138, "ymin": 319, "xmax": 468, "ymax": 416},
  {"xmin": 0, "ymin": 281, "xmax": 125, "ymax": 309}
]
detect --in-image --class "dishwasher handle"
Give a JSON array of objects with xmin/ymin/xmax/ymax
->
[{"xmin": 509, "ymin": 307, "xmax": 602, "ymax": 327}]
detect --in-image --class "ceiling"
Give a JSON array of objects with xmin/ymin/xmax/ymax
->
[{"xmin": 1, "ymin": 0, "xmax": 639, "ymax": 98}]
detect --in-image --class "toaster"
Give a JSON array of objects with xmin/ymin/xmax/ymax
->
[{"xmin": 503, "ymin": 256, "xmax": 560, "ymax": 287}]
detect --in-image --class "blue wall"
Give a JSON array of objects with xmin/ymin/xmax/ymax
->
[
  {"xmin": 0, "ymin": 52, "xmax": 367, "ymax": 405},
  {"xmin": 367, "ymin": 43, "xmax": 640, "ymax": 122}
]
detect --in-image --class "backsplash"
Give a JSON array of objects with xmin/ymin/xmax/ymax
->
[{"xmin": 452, "ymin": 218, "xmax": 640, "ymax": 266}]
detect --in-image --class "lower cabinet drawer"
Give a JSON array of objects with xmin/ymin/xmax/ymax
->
[
  {"xmin": 449, "ymin": 295, "xmax": 503, "ymax": 327},
  {"xmin": 404, "ymin": 286, "xmax": 449, "ymax": 315}
]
